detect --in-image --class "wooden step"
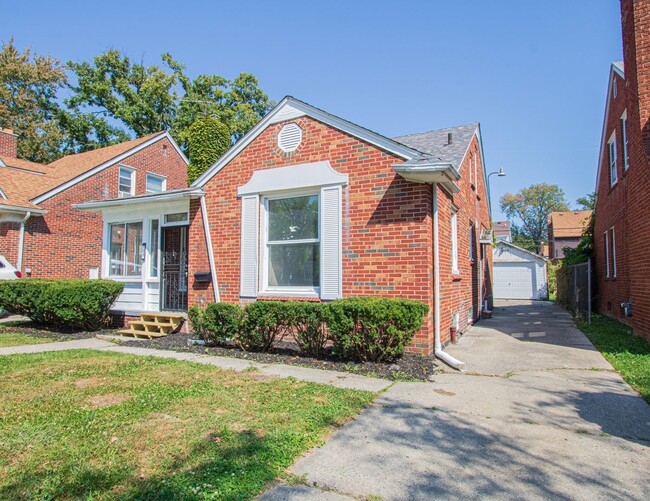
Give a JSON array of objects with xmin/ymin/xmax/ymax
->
[{"xmin": 116, "ymin": 328, "xmax": 168, "ymax": 339}]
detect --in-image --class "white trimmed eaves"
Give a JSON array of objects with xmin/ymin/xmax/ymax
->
[
  {"xmin": 595, "ymin": 64, "xmax": 624, "ymax": 194},
  {"xmin": 191, "ymin": 96, "xmax": 423, "ymax": 188},
  {"xmin": 474, "ymin": 125, "xmax": 492, "ymax": 216},
  {"xmin": 0, "ymin": 187, "xmax": 6, "ymax": 199},
  {"xmin": 0, "ymin": 203, "xmax": 47, "ymax": 215},
  {"xmin": 496, "ymin": 240, "xmax": 547, "ymax": 262},
  {"xmin": 31, "ymin": 131, "xmax": 186, "ymax": 205}
]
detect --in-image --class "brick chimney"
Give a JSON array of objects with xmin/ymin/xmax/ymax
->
[{"xmin": 0, "ymin": 128, "xmax": 18, "ymax": 158}]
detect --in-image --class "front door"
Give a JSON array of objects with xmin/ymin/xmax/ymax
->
[{"xmin": 161, "ymin": 225, "xmax": 188, "ymax": 311}]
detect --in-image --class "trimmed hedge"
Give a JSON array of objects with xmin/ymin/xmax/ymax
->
[
  {"xmin": 329, "ymin": 297, "xmax": 429, "ymax": 362},
  {"xmin": 189, "ymin": 297, "xmax": 429, "ymax": 362},
  {"xmin": 0, "ymin": 279, "xmax": 124, "ymax": 330},
  {"xmin": 189, "ymin": 303, "xmax": 243, "ymax": 344}
]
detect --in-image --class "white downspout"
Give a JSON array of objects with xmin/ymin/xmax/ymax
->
[
  {"xmin": 17, "ymin": 211, "xmax": 31, "ymax": 272},
  {"xmin": 432, "ymin": 184, "xmax": 466, "ymax": 371},
  {"xmin": 200, "ymin": 196, "xmax": 220, "ymax": 302}
]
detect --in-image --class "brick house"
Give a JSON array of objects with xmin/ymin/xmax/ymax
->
[
  {"xmin": 593, "ymin": 0, "xmax": 650, "ymax": 342},
  {"xmin": 547, "ymin": 210, "xmax": 591, "ymax": 259},
  {"xmin": 180, "ymin": 97, "xmax": 493, "ymax": 360},
  {"xmin": 0, "ymin": 129, "xmax": 188, "ymax": 312},
  {"xmin": 493, "ymin": 220, "xmax": 511, "ymax": 242}
]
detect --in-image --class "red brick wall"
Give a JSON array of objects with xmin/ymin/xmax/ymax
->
[
  {"xmin": 0, "ymin": 129, "xmax": 18, "ymax": 158},
  {"xmin": 618, "ymin": 0, "xmax": 650, "ymax": 341},
  {"xmin": 188, "ymin": 116, "xmax": 492, "ymax": 353},
  {"xmin": 1, "ymin": 137, "xmax": 187, "ymax": 279}
]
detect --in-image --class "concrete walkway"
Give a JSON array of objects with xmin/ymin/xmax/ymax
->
[
  {"xmin": 0, "ymin": 337, "xmax": 390, "ymax": 393},
  {"xmin": 261, "ymin": 300, "xmax": 650, "ymax": 500}
]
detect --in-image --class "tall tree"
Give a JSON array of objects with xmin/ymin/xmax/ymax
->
[
  {"xmin": 187, "ymin": 116, "xmax": 231, "ymax": 183},
  {"xmin": 500, "ymin": 183, "xmax": 570, "ymax": 254},
  {"xmin": 576, "ymin": 192, "xmax": 596, "ymax": 211},
  {"xmin": 0, "ymin": 38, "xmax": 67, "ymax": 163}
]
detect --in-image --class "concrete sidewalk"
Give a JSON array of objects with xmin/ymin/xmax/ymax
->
[
  {"xmin": 261, "ymin": 300, "xmax": 650, "ymax": 500},
  {"xmin": 0, "ymin": 337, "xmax": 391, "ymax": 393}
]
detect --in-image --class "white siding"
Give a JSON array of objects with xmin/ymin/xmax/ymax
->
[
  {"xmin": 112, "ymin": 282, "xmax": 144, "ymax": 312},
  {"xmin": 146, "ymin": 282, "xmax": 160, "ymax": 311},
  {"xmin": 493, "ymin": 243, "xmax": 548, "ymax": 300}
]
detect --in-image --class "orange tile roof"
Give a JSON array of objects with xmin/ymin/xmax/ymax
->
[
  {"xmin": 0, "ymin": 132, "xmax": 165, "ymax": 211},
  {"xmin": 549, "ymin": 210, "xmax": 592, "ymax": 238}
]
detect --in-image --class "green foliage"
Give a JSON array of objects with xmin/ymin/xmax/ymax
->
[
  {"xmin": 547, "ymin": 260, "xmax": 558, "ymax": 298},
  {"xmin": 189, "ymin": 302, "xmax": 243, "ymax": 343},
  {"xmin": 328, "ymin": 297, "xmax": 429, "ymax": 362},
  {"xmin": 187, "ymin": 116, "xmax": 230, "ymax": 183},
  {"xmin": 577, "ymin": 314, "xmax": 650, "ymax": 403},
  {"xmin": 500, "ymin": 183, "xmax": 570, "ymax": 254},
  {"xmin": 0, "ymin": 279, "xmax": 124, "ymax": 330},
  {"xmin": 0, "ymin": 38, "xmax": 67, "ymax": 163},
  {"xmin": 0, "ymin": 39, "xmax": 272, "ymax": 160},
  {"xmin": 240, "ymin": 301, "xmax": 290, "ymax": 351},
  {"xmin": 576, "ymin": 192, "xmax": 596, "ymax": 211},
  {"xmin": 563, "ymin": 210, "xmax": 594, "ymax": 266},
  {"xmin": 285, "ymin": 302, "xmax": 332, "ymax": 358}
]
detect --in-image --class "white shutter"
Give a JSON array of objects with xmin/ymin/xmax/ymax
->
[
  {"xmin": 240, "ymin": 195, "xmax": 259, "ymax": 297},
  {"xmin": 320, "ymin": 185, "xmax": 342, "ymax": 300}
]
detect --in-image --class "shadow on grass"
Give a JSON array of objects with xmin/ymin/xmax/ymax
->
[{"xmin": 2, "ymin": 430, "xmax": 279, "ymax": 501}]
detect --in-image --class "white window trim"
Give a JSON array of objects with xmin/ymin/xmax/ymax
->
[
  {"xmin": 610, "ymin": 227, "xmax": 617, "ymax": 278},
  {"xmin": 469, "ymin": 221, "xmax": 475, "ymax": 263},
  {"xmin": 621, "ymin": 111, "xmax": 629, "ymax": 171},
  {"xmin": 107, "ymin": 219, "xmax": 144, "ymax": 279},
  {"xmin": 604, "ymin": 231, "xmax": 610, "ymax": 278},
  {"xmin": 608, "ymin": 133, "xmax": 618, "ymax": 187},
  {"xmin": 119, "ymin": 165, "xmax": 136, "ymax": 197},
  {"xmin": 451, "ymin": 209, "xmax": 459, "ymax": 274},
  {"xmin": 146, "ymin": 172, "xmax": 167, "ymax": 194},
  {"xmin": 259, "ymin": 189, "xmax": 321, "ymax": 297}
]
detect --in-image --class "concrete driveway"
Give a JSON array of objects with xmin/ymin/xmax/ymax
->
[{"xmin": 261, "ymin": 300, "xmax": 650, "ymax": 500}]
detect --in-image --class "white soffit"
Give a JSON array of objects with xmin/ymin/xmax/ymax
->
[
  {"xmin": 268, "ymin": 104, "xmax": 306, "ymax": 124},
  {"xmin": 237, "ymin": 161, "xmax": 348, "ymax": 196}
]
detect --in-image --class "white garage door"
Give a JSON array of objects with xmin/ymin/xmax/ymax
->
[{"xmin": 493, "ymin": 262, "xmax": 537, "ymax": 299}]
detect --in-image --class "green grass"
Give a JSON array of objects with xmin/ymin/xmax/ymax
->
[
  {"xmin": 0, "ymin": 331, "xmax": 54, "ymax": 347},
  {"xmin": 0, "ymin": 350, "xmax": 374, "ymax": 500},
  {"xmin": 577, "ymin": 314, "xmax": 650, "ymax": 403}
]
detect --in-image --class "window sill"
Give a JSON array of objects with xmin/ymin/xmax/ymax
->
[
  {"xmin": 451, "ymin": 273, "xmax": 462, "ymax": 282},
  {"xmin": 257, "ymin": 295, "xmax": 321, "ymax": 302}
]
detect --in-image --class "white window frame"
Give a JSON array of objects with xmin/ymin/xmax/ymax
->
[
  {"xmin": 473, "ymin": 147, "xmax": 479, "ymax": 190},
  {"xmin": 610, "ymin": 227, "xmax": 617, "ymax": 278},
  {"xmin": 469, "ymin": 221, "xmax": 475, "ymax": 263},
  {"xmin": 608, "ymin": 133, "xmax": 617, "ymax": 187},
  {"xmin": 118, "ymin": 166, "xmax": 136, "ymax": 197},
  {"xmin": 469, "ymin": 152, "xmax": 474, "ymax": 186},
  {"xmin": 451, "ymin": 208, "xmax": 459, "ymax": 274},
  {"xmin": 260, "ymin": 189, "xmax": 321, "ymax": 297},
  {"xmin": 108, "ymin": 219, "xmax": 144, "ymax": 279},
  {"xmin": 146, "ymin": 173, "xmax": 167, "ymax": 194},
  {"xmin": 604, "ymin": 231, "xmax": 610, "ymax": 278},
  {"xmin": 621, "ymin": 111, "xmax": 629, "ymax": 171}
]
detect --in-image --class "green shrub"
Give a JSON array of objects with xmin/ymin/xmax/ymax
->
[
  {"xmin": 240, "ymin": 301, "xmax": 290, "ymax": 351},
  {"xmin": 328, "ymin": 297, "xmax": 429, "ymax": 362},
  {"xmin": 0, "ymin": 279, "xmax": 124, "ymax": 330},
  {"xmin": 189, "ymin": 303, "xmax": 243, "ymax": 343},
  {"xmin": 286, "ymin": 302, "xmax": 331, "ymax": 357}
]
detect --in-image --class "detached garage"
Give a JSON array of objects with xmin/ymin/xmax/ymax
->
[{"xmin": 493, "ymin": 241, "xmax": 548, "ymax": 300}]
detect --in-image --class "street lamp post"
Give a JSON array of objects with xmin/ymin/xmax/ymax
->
[{"xmin": 487, "ymin": 167, "xmax": 506, "ymax": 208}]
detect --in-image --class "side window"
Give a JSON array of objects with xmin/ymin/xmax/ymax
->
[
  {"xmin": 608, "ymin": 135, "xmax": 617, "ymax": 187},
  {"xmin": 119, "ymin": 166, "xmax": 135, "ymax": 197},
  {"xmin": 451, "ymin": 209, "xmax": 459, "ymax": 273},
  {"xmin": 146, "ymin": 173, "xmax": 166, "ymax": 194}
]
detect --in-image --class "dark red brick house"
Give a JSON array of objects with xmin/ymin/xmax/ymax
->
[
  {"xmin": 183, "ymin": 97, "xmax": 493, "ymax": 361},
  {"xmin": 594, "ymin": 0, "xmax": 650, "ymax": 342},
  {"xmin": 0, "ymin": 130, "xmax": 188, "ymax": 313}
]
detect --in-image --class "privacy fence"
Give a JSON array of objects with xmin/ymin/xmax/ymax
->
[{"xmin": 555, "ymin": 259, "xmax": 592, "ymax": 323}]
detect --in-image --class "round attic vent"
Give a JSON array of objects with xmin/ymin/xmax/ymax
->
[{"xmin": 278, "ymin": 123, "xmax": 302, "ymax": 152}]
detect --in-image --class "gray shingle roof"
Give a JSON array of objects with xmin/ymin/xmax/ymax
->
[{"xmin": 393, "ymin": 123, "xmax": 479, "ymax": 169}]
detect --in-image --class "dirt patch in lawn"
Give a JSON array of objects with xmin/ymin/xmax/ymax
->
[
  {"xmin": 85, "ymin": 393, "xmax": 131, "ymax": 409},
  {"xmin": 74, "ymin": 377, "xmax": 105, "ymax": 389},
  {"xmin": 124, "ymin": 332, "xmax": 442, "ymax": 381},
  {"xmin": 0, "ymin": 322, "xmax": 116, "ymax": 342}
]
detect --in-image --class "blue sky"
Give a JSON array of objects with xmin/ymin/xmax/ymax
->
[{"xmin": 5, "ymin": 0, "xmax": 622, "ymax": 220}]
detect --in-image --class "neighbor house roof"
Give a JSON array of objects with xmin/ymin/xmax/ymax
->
[
  {"xmin": 548, "ymin": 210, "xmax": 592, "ymax": 238},
  {"xmin": 493, "ymin": 220, "xmax": 511, "ymax": 236},
  {"xmin": 0, "ymin": 132, "xmax": 171, "ymax": 213},
  {"xmin": 393, "ymin": 123, "xmax": 479, "ymax": 170}
]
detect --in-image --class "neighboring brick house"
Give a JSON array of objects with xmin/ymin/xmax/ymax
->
[
  {"xmin": 547, "ymin": 210, "xmax": 591, "ymax": 259},
  {"xmin": 593, "ymin": 0, "xmax": 650, "ymax": 341},
  {"xmin": 0, "ymin": 130, "xmax": 188, "ymax": 312},
  {"xmin": 183, "ymin": 96, "xmax": 493, "ymax": 360},
  {"xmin": 493, "ymin": 220, "xmax": 511, "ymax": 242}
]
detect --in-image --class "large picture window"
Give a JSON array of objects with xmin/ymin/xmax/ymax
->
[
  {"xmin": 265, "ymin": 194, "xmax": 320, "ymax": 289},
  {"xmin": 109, "ymin": 222, "xmax": 143, "ymax": 276}
]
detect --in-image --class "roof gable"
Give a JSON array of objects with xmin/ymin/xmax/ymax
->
[
  {"xmin": 595, "ymin": 62, "xmax": 625, "ymax": 193},
  {"xmin": 495, "ymin": 240, "xmax": 547, "ymax": 262},
  {"xmin": 191, "ymin": 96, "xmax": 424, "ymax": 188},
  {"xmin": 549, "ymin": 210, "xmax": 591, "ymax": 238}
]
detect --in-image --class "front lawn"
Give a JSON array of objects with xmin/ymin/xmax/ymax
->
[
  {"xmin": 0, "ymin": 350, "xmax": 373, "ymax": 500},
  {"xmin": 577, "ymin": 314, "xmax": 650, "ymax": 403},
  {"xmin": 0, "ymin": 331, "xmax": 54, "ymax": 347}
]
